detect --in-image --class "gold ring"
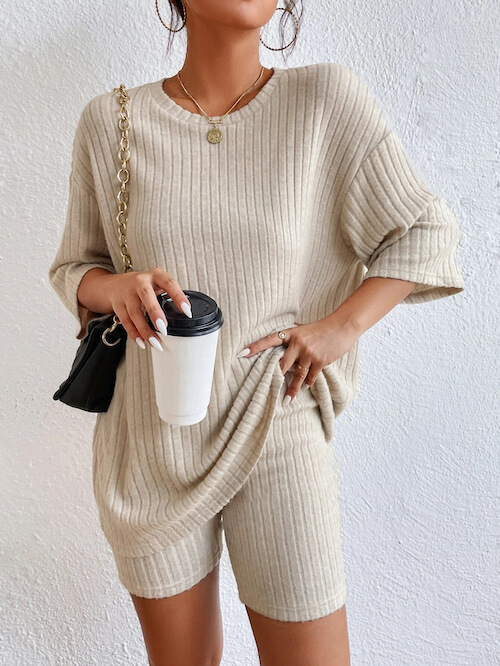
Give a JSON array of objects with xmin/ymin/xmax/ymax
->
[
  {"xmin": 278, "ymin": 330, "xmax": 287, "ymax": 344},
  {"xmin": 296, "ymin": 363, "xmax": 310, "ymax": 371}
]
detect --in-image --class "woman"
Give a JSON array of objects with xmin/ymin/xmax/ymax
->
[{"xmin": 48, "ymin": 1, "xmax": 465, "ymax": 664}]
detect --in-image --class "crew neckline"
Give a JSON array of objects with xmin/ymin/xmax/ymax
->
[{"xmin": 148, "ymin": 67, "xmax": 287, "ymax": 125}]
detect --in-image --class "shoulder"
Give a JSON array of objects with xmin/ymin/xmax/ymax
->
[
  {"xmin": 279, "ymin": 61, "xmax": 346, "ymax": 96},
  {"xmin": 284, "ymin": 61, "xmax": 390, "ymax": 118},
  {"xmin": 76, "ymin": 80, "xmax": 151, "ymax": 141},
  {"xmin": 283, "ymin": 61, "xmax": 371, "ymax": 96},
  {"xmin": 305, "ymin": 61, "xmax": 393, "ymax": 155}
]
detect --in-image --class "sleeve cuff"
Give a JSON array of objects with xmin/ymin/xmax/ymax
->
[
  {"xmin": 362, "ymin": 221, "xmax": 465, "ymax": 304},
  {"xmin": 361, "ymin": 195, "xmax": 466, "ymax": 304},
  {"xmin": 362, "ymin": 264, "xmax": 465, "ymax": 304}
]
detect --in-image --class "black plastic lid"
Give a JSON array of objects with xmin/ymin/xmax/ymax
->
[{"xmin": 146, "ymin": 289, "xmax": 224, "ymax": 337}]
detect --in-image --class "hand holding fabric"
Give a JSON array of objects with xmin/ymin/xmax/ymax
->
[{"xmin": 236, "ymin": 317, "xmax": 361, "ymax": 404}]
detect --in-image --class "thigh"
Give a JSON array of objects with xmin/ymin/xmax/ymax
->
[
  {"xmin": 245, "ymin": 603, "xmax": 350, "ymax": 666},
  {"xmin": 130, "ymin": 563, "xmax": 223, "ymax": 666},
  {"xmin": 222, "ymin": 398, "xmax": 350, "ymax": 663},
  {"xmin": 118, "ymin": 513, "xmax": 225, "ymax": 666}
]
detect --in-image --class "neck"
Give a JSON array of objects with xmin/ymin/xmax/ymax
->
[{"xmin": 175, "ymin": 20, "xmax": 271, "ymax": 107}]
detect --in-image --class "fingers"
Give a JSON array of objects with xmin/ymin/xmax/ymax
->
[
  {"xmin": 150, "ymin": 268, "xmax": 192, "ymax": 319},
  {"xmin": 127, "ymin": 299, "xmax": 163, "ymax": 351},
  {"xmin": 238, "ymin": 328, "xmax": 294, "ymax": 358},
  {"xmin": 131, "ymin": 269, "xmax": 193, "ymax": 351},
  {"xmin": 113, "ymin": 301, "xmax": 156, "ymax": 350},
  {"xmin": 236, "ymin": 320, "xmax": 326, "ymax": 405},
  {"xmin": 107, "ymin": 268, "xmax": 192, "ymax": 352},
  {"xmin": 303, "ymin": 364, "xmax": 321, "ymax": 386},
  {"xmin": 283, "ymin": 360, "xmax": 319, "ymax": 404},
  {"xmin": 136, "ymin": 274, "xmax": 170, "ymax": 336}
]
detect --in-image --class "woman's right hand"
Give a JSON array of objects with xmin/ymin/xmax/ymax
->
[{"xmin": 105, "ymin": 268, "xmax": 192, "ymax": 351}]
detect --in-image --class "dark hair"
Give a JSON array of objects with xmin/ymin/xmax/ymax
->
[{"xmin": 161, "ymin": 1, "xmax": 303, "ymax": 63}]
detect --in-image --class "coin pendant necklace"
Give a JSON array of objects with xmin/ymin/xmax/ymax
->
[{"xmin": 176, "ymin": 66, "xmax": 266, "ymax": 144}]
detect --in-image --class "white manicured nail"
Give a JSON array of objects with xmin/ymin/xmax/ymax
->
[
  {"xmin": 149, "ymin": 336, "xmax": 163, "ymax": 351},
  {"xmin": 135, "ymin": 337, "xmax": 146, "ymax": 350},
  {"xmin": 283, "ymin": 394, "xmax": 292, "ymax": 406},
  {"xmin": 236, "ymin": 347, "xmax": 250, "ymax": 358},
  {"xmin": 304, "ymin": 384, "xmax": 310, "ymax": 390},
  {"xmin": 155, "ymin": 318, "xmax": 168, "ymax": 335},
  {"xmin": 180, "ymin": 301, "xmax": 192, "ymax": 318}
]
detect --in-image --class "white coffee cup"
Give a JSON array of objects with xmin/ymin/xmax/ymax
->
[{"xmin": 147, "ymin": 290, "xmax": 224, "ymax": 426}]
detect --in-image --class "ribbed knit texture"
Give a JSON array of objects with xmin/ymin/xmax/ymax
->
[
  {"xmin": 112, "ymin": 403, "xmax": 348, "ymax": 619},
  {"xmin": 48, "ymin": 62, "xmax": 465, "ymax": 560}
]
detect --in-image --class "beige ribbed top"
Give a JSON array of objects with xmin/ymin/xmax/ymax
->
[{"xmin": 48, "ymin": 62, "xmax": 465, "ymax": 558}]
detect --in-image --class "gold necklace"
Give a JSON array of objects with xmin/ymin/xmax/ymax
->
[{"xmin": 176, "ymin": 66, "xmax": 266, "ymax": 143}]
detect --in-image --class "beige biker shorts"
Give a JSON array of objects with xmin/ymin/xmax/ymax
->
[{"xmin": 111, "ymin": 398, "xmax": 348, "ymax": 623}]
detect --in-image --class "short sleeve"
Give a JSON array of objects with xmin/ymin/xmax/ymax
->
[
  {"xmin": 339, "ymin": 131, "xmax": 465, "ymax": 304},
  {"xmin": 48, "ymin": 103, "xmax": 116, "ymax": 339}
]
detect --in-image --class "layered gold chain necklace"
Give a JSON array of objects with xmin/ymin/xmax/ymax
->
[{"xmin": 176, "ymin": 66, "xmax": 266, "ymax": 143}]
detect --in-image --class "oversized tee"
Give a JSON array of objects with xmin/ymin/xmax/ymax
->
[{"xmin": 48, "ymin": 62, "xmax": 465, "ymax": 559}]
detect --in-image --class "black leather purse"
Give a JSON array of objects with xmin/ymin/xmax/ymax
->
[
  {"xmin": 53, "ymin": 83, "xmax": 134, "ymax": 413},
  {"xmin": 52, "ymin": 314, "xmax": 127, "ymax": 411}
]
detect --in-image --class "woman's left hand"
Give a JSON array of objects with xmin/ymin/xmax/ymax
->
[{"xmin": 236, "ymin": 317, "xmax": 361, "ymax": 404}]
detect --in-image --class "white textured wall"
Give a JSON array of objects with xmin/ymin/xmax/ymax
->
[{"xmin": 1, "ymin": 1, "xmax": 498, "ymax": 664}]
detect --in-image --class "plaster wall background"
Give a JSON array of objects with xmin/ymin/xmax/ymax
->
[{"xmin": 1, "ymin": 1, "xmax": 498, "ymax": 664}]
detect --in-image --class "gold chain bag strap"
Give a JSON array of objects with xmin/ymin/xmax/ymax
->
[
  {"xmin": 52, "ymin": 83, "xmax": 135, "ymax": 412},
  {"xmin": 102, "ymin": 83, "xmax": 135, "ymax": 344}
]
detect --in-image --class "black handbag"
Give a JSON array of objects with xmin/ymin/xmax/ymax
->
[
  {"xmin": 52, "ymin": 314, "xmax": 127, "ymax": 411},
  {"xmin": 53, "ymin": 83, "xmax": 134, "ymax": 413}
]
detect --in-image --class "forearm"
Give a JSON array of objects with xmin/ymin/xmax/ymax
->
[
  {"xmin": 77, "ymin": 267, "xmax": 119, "ymax": 315},
  {"xmin": 325, "ymin": 276, "xmax": 417, "ymax": 337}
]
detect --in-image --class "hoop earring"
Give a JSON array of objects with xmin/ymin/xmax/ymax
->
[
  {"xmin": 155, "ymin": 0, "xmax": 186, "ymax": 32},
  {"xmin": 259, "ymin": 6, "xmax": 299, "ymax": 51}
]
